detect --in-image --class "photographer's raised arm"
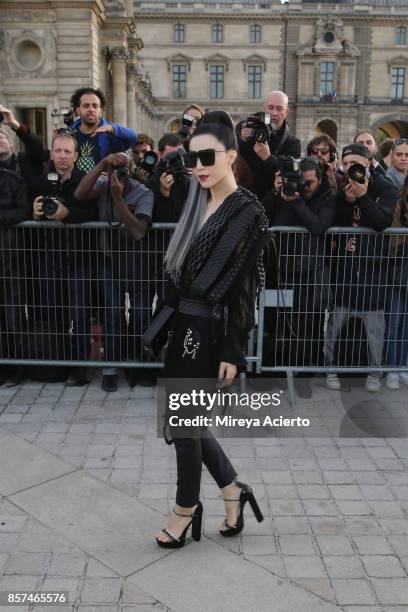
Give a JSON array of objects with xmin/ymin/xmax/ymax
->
[
  {"xmin": 74, "ymin": 157, "xmax": 108, "ymax": 200},
  {"xmin": 109, "ymin": 170, "xmax": 152, "ymax": 241}
]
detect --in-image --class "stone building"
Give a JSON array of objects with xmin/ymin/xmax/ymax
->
[
  {"xmin": 0, "ymin": 0, "xmax": 155, "ymax": 148},
  {"xmin": 0, "ymin": 0, "xmax": 407, "ymax": 150},
  {"xmin": 134, "ymin": 0, "xmax": 408, "ymax": 149}
]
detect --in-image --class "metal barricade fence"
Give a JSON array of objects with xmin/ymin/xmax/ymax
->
[
  {"xmin": 255, "ymin": 226, "xmax": 408, "ymax": 384},
  {"xmin": 1, "ymin": 223, "xmax": 407, "ymax": 383},
  {"xmin": 0, "ymin": 221, "xmax": 176, "ymax": 369}
]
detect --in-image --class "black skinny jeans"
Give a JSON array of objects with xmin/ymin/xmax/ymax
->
[{"xmin": 173, "ymin": 432, "xmax": 237, "ymax": 507}]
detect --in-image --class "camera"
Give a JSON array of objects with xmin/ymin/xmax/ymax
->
[
  {"xmin": 41, "ymin": 172, "xmax": 62, "ymax": 218},
  {"xmin": 246, "ymin": 112, "xmax": 276, "ymax": 143},
  {"xmin": 348, "ymin": 162, "xmax": 369, "ymax": 184},
  {"xmin": 61, "ymin": 109, "xmax": 75, "ymax": 128},
  {"xmin": 157, "ymin": 149, "xmax": 187, "ymax": 177},
  {"xmin": 137, "ymin": 150, "xmax": 158, "ymax": 176},
  {"xmin": 114, "ymin": 165, "xmax": 130, "ymax": 182},
  {"xmin": 279, "ymin": 157, "xmax": 310, "ymax": 197},
  {"xmin": 178, "ymin": 113, "xmax": 195, "ymax": 138},
  {"xmin": 42, "ymin": 196, "xmax": 59, "ymax": 217}
]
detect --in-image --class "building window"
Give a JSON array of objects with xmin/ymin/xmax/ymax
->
[
  {"xmin": 248, "ymin": 65, "xmax": 262, "ymax": 98},
  {"xmin": 212, "ymin": 23, "xmax": 223, "ymax": 43},
  {"xmin": 172, "ymin": 64, "xmax": 187, "ymax": 98},
  {"xmin": 210, "ymin": 65, "xmax": 224, "ymax": 98},
  {"xmin": 174, "ymin": 23, "xmax": 185, "ymax": 43},
  {"xmin": 319, "ymin": 61, "xmax": 335, "ymax": 97},
  {"xmin": 391, "ymin": 67, "xmax": 405, "ymax": 100},
  {"xmin": 250, "ymin": 24, "xmax": 261, "ymax": 44},
  {"xmin": 396, "ymin": 26, "xmax": 407, "ymax": 46}
]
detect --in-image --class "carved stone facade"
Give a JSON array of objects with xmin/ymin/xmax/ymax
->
[
  {"xmin": 0, "ymin": 0, "xmax": 407, "ymax": 150},
  {"xmin": 134, "ymin": 0, "xmax": 408, "ymax": 148},
  {"xmin": 0, "ymin": 0, "xmax": 155, "ymax": 147}
]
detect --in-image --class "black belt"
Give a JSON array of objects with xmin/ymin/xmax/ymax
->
[{"xmin": 178, "ymin": 297, "xmax": 213, "ymax": 318}]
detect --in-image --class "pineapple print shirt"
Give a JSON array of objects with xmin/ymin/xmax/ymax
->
[{"xmin": 75, "ymin": 130, "xmax": 101, "ymax": 174}]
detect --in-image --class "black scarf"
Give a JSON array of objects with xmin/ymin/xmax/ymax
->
[{"xmin": 172, "ymin": 187, "xmax": 268, "ymax": 305}]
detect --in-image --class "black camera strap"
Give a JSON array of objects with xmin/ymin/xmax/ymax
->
[{"xmin": 273, "ymin": 122, "xmax": 290, "ymax": 156}]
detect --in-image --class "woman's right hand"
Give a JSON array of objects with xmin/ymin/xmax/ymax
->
[{"xmin": 217, "ymin": 361, "xmax": 237, "ymax": 388}]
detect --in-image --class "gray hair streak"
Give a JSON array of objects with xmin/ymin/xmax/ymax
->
[{"xmin": 165, "ymin": 175, "xmax": 208, "ymax": 273}]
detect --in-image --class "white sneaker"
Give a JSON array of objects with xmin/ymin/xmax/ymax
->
[
  {"xmin": 399, "ymin": 372, "xmax": 408, "ymax": 386},
  {"xmin": 366, "ymin": 374, "xmax": 381, "ymax": 392},
  {"xmin": 326, "ymin": 373, "xmax": 341, "ymax": 390},
  {"xmin": 386, "ymin": 373, "xmax": 400, "ymax": 390}
]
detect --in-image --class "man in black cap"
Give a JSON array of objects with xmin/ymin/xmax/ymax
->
[{"xmin": 325, "ymin": 143, "xmax": 398, "ymax": 392}]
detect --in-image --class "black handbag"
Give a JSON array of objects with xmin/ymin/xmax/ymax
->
[{"xmin": 142, "ymin": 304, "xmax": 175, "ymax": 359}]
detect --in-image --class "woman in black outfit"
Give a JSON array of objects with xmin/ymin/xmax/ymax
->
[{"xmin": 155, "ymin": 111, "xmax": 269, "ymax": 548}]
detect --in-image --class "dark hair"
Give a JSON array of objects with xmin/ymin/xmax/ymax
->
[
  {"xmin": 379, "ymin": 138, "xmax": 395, "ymax": 159},
  {"xmin": 192, "ymin": 110, "xmax": 237, "ymax": 150},
  {"xmin": 353, "ymin": 128, "xmax": 376, "ymax": 143},
  {"xmin": 300, "ymin": 157, "xmax": 322, "ymax": 179},
  {"xmin": 158, "ymin": 133, "xmax": 183, "ymax": 152},
  {"xmin": 306, "ymin": 133, "xmax": 336, "ymax": 156},
  {"xmin": 134, "ymin": 133, "xmax": 155, "ymax": 149},
  {"xmin": 70, "ymin": 87, "xmax": 106, "ymax": 110}
]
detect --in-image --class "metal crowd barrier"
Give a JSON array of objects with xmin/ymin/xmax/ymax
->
[
  {"xmin": 0, "ymin": 223, "xmax": 407, "ymax": 386},
  {"xmin": 255, "ymin": 226, "xmax": 408, "ymax": 390},
  {"xmin": 0, "ymin": 221, "xmax": 175, "ymax": 369}
]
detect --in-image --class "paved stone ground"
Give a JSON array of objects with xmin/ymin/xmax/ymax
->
[{"xmin": 0, "ymin": 372, "xmax": 408, "ymax": 611}]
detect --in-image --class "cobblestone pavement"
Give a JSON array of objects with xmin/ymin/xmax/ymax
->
[{"xmin": 0, "ymin": 373, "xmax": 408, "ymax": 611}]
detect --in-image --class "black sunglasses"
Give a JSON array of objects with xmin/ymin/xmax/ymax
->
[{"xmin": 185, "ymin": 148, "xmax": 226, "ymax": 168}]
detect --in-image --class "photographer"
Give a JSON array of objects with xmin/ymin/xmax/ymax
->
[
  {"xmin": 132, "ymin": 133, "xmax": 155, "ymax": 184},
  {"xmin": 353, "ymin": 129, "xmax": 386, "ymax": 178},
  {"xmin": 70, "ymin": 87, "xmax": 137, "ymax": 173},
  {"xmin": 178, "ymin": 103, "xmax": 205, "ymax": 150},
  {"xmin": 30, "ymin": 133, "xmax": 98, "ymax": 385},
  {"xmin": 236, "ymin": 90, "xmax": 301, "ymax": 199},
  {"xmin": 32, "ymin": 133, "xmax": 97, "ymax": 223},
  {"xmin": 306, "ymin": 134, "xmax": 338, "ymax": 193},
  {"xmin": 146, "ymin": 133, "xmax": 190, "ymax": 223},
  {"xmin": 0, "ymin": 105, "xmax": 47, "ymax": 182},
  {"xmin": 325, "ymin": 144, "xmax": 398, "ymax": 392},
  {"xmin": 0, "ymin": 161, "xmax": 31, "ymax": 384},
  {"xmin": 263, "ymin": 158, "xmax": 337, "ymax": 367},
  {"xmin": 75, "ymin": 152, "xmax": 154, "ymax": 392}
]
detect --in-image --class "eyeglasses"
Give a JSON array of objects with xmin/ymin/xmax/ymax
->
[
  {"xmin": 185, "ymin": 148, "xmax": 226, "ymax": 168},
  {"xmin": 311, "ymin": 147, "xmax": 329, "ymax": 155},
  {"xmin": 392, "ymin": 138, "xmax": 408, "ymax": 150}
]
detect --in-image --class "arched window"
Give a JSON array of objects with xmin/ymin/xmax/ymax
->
[
  {"xmin": 250, "ymin": 24, "xmax": 261, "ymax": 44},
  {"xmin": 316, "ymin": 119, "xmax": 337, "ymax": 143},
  {"xmin": 212, "ymin": 23, "xmax": 223, "ymax": 43},
  {"xmin": 174, "ymin": 23, "xmax": 185, "ymax": 43},
  {"xmin": 396, "ymin": 26, "xmax": 406, "ymax": 46}
]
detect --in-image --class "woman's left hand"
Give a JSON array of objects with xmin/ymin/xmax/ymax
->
[{"xmin": 217, "ymin": 361, "xmax": 237, "ymax": 388}]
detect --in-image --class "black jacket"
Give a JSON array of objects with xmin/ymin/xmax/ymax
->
[
  {"xmin": 0, "ymin": 167, "xmax": 31, "ymax": 225},
  {"xmin": 30, "ymin": 167, "xmax": 98, "ymax": 224},
  {"xmin": 236, "ymin": 119, "xmax": 301, "ymax": 199},
  {"xmin": 147, "ymin": 170, "xmax": 190, "ymax": 223},
  {"xmin": 332, "ymin": 172, "xmax": 398, "ymax": 310},
  {"xmin": 0, "ymin": 124, "xmax": 48, "ymax": 183},
  {"xmin": 263, "ymin": 175, "xmax": 337, "ymax": 278}
]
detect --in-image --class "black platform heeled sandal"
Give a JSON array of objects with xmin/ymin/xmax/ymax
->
[
  {"xmin": 219, "ymin": 481, "xmax": 264, "ymax": 537},
  {"xmin": 156, "ymin": 501, "xmax": 203, "ymax": 549}
]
